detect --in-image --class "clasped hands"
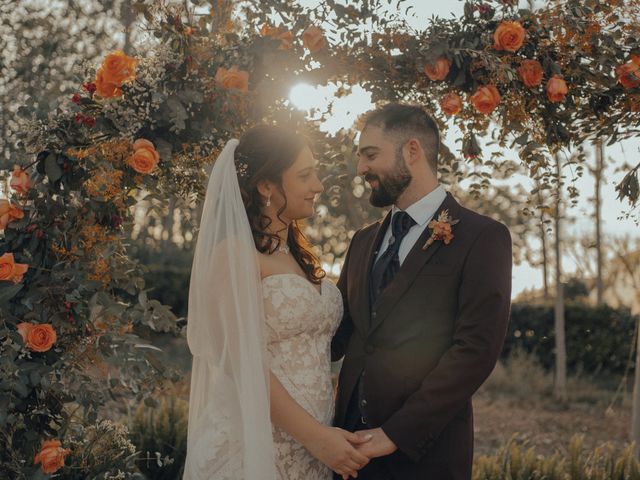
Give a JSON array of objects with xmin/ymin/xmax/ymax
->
[{"xmin": 316, "ymin": 427, "xmax": 397, "ymax": 479}]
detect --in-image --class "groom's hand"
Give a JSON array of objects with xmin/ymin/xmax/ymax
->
[{"xmin": 353, "ymin": 428, "xmax": 397, "ymax": 458}]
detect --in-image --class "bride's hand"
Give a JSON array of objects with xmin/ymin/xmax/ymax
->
[{"xmin": 305, "ymin": 426, "xmax": 372, "ymax": 479}]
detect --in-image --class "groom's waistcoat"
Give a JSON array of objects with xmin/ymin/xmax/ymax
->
[{"xmin": 331, "ymin": 192, "xmax": 512, "ymax": 479}]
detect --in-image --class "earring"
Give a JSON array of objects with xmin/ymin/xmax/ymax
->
[{"xmin": 266, "ymin": 195, "xmax": 271, "ymax": 207}]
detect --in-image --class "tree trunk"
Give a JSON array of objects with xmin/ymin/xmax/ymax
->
[
  {"xmin": 616, "ymin": 244, "xmax": 640, "ymax": 457},
  {"xmin": 163, "ymin": 196, "xmax": 176, "ymax": 244},
  {"xmin": 537, "ymin": 185, "xmax": 550, "ymax": 301},
  {"xmin": 120, "ymin": 1, "xmax": 134, "ymax": 55},
  {"xmin": 632, "ymin": 321, "xmax": 640, "ymax": 457},
  {"xmin": 594, "ymin": 141, "xmax": 604, "ymax": 305},
  {"xmin": 553, "ymin": 152, "xmax": 567, "ymax": 402}
]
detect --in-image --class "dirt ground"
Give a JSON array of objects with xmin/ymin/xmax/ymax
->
[{"xmin": 472, "ymin": 389, "xmax": 632, "ymax": 457}]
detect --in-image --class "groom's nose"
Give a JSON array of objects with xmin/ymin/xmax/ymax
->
[{"xmin": 356, "ymin": 157, "xmax": 368, "ymax": 177}]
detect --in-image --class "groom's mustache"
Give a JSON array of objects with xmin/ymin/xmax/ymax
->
[{"xmin": 364, "ymin": 174, "xmax": 380, "ymax": 185}]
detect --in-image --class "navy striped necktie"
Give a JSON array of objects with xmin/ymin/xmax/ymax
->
[{"xmin": 370, "ymin": 211, "xmax": 416, "ymax": 304}]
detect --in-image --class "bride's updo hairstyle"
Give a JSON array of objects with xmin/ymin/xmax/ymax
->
[{"xmin": 234, "ymin": 125, "xmax": 325, "ymax": 285}]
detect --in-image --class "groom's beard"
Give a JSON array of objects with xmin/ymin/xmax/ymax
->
[{"xmin": 366, "ymin": 153, "xmax": 412, "ymax": 208}]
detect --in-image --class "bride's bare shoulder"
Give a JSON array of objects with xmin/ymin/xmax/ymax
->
[{"xmin": 256, "ymin": 251, "xmax": 276, "ymax": 278}]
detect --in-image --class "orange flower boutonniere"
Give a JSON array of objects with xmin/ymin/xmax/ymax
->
[{"xmin": 422, "ymin": 209, "xmax": 459, "ymax": 250}]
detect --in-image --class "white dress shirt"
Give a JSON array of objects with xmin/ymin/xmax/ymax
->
[{"xmin": 374, "ymin": 184, "xmax": 447, "ymax": 266}]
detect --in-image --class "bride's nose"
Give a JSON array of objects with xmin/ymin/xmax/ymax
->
[{"xmin": 312, "ymin": 176, "xmax": 324, "ymax": 194}]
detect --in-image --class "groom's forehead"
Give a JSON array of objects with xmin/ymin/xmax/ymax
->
[{"xmin": 358, "ymin": 126, "xmax": 392, "ymax": 152}]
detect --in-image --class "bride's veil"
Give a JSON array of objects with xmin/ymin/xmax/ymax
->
[{"xmin": 183, "ymin": 138, "xmax": 277, "ymax": 479}]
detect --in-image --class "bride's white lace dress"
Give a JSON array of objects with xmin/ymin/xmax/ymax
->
[{"xmin": 262, "ymin": 273, "xmax": 343, "ymax": 480}]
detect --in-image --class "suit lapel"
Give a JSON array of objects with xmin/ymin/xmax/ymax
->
[
  {"xmin": 368, "ymin": 192, "xmax": 461, "ymax": 334},
  {"xmin": 352, "ymin": 211, "xmax": 391, "ymax": 333}
]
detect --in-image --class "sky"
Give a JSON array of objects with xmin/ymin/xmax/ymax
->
[{"xmin": 292, "ymin": 0, "xmax": 639, "ymax": 298}]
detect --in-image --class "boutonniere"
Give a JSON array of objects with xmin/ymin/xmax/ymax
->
[{"xmin": 422, "ymin": 209, "xmax": 460, "ymax": 250}]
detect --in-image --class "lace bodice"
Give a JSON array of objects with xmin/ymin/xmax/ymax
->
[{"xmin": 262, "ymin": 273, "xmax": 343, "ymax": 480}]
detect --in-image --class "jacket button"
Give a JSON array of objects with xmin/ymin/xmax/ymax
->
[
  {"xmin": 372, "ymin": 312, "xmax": 377, "ymax": 319},
  {"xmin": 365, "ymin": 344, "xmax": 374, "ymax": 354}
]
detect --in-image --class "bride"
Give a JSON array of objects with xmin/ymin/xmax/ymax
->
[{"xmin": 183, "ymin": 125, "xmax": 371, "ymax": 479}]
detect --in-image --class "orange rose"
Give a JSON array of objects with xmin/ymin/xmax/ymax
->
[
  {"xmin": 546, "ymin": 75, "xmax": 568, "ymax": 103},
  {"xmin": 0, "ymin": 252, "xmax": 28, "ymax": 284},
  {"xmin": 95, "ymin": 50, "xmax": 137, "ymax": 98},
  {"xmin": 302, "ymin": 26, "xmax": 327, "ymax": 53},
  {"xmin": 215, "ymin": 65, "xmax": 250, "ymax": 92},
  {"xmin": 16, "ymin": 322, "xmax": 31, "ymax": 342},
  {"xmin": 34, "ymin": 439, "xmax": 70, "ymax": 474},
  {"xmin": 0, "ymin": 199, "xmax": 24, "ymax": 230},
  {"xmin": 127, "ymin": 139, "xmax": 160, "ymax": 174},
  {"xmin": 101, "ymin": 50, "xmax": 137, "ymax": 86},
  {"xmin": 95, "ymin": 68, "xmax": 120, "ymax": 98},
  {"xmin": 470, "ymin": 85, "xmax": 501, "ymax": 114},
  {"xmin": 494, "ymin": 20, "xmax": 526, "ymax": 52},
  {"xmin": 424, "ymin": 57, "xmax": 451, "ymax": 81},
  {"xmin": 260, "ymin": 23, "xmax": 294, "ymax": 50},
  {"xmin": 518, "ymin": 59, "xmax": 544, "ymax": 88},
  {"xmin": 616, "ymin": 61, "xmax": 640, "ymax": 90},
  {"xmin": 20, "ymin": 323, "xmax": 57, "ymax": 352},
  {"xmin": 277, "ymin": 30, "xmax": 294, "ymax": 50},
  {"xmin": 440, "ymin": 92, "xmax": 462, "ymax": 116},
  {"xmin": 260, "ymin": 23, "xmax": 279, "ymax": 37},
  {"xmin": 10, "ymin": 165, "xmax": 30, "ymax": 194}
]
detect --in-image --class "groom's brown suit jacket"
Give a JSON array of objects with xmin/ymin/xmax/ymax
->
[{"xmin": 331, "ymin": 192, "xmax": 512, "ymax": 479}]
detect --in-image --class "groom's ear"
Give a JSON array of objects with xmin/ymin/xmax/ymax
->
[{"xmin": 404, "ymin": 138, "xmax": 423, "ymax": 165}]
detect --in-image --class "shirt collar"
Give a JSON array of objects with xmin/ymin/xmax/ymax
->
[{"xmin": 391, "ymin": 184, "xmax": 447, "ymax": 227}]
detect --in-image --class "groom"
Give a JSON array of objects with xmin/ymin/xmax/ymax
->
[{"xmin": 331, "ymin": 103, "xmax": 512, "ymax": 479}]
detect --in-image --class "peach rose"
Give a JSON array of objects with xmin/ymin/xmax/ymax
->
[
  {"xmin": 95, "ymin": 50, "xmax": 137, "ymax": 98},
  {"xmin": 302, "ymin": 26, "xmax": 327, "ymax": 53},
  {"xmin": 546, "ymin": 75, "xmax": 568, "ymax": 103},
  {"xmin": 215, "ymin": 65, "xmax": 250, "ymax": 92},
  {"xmin": 424, "ymin": 57, "xmax": 451, "ymax": 81},
  {"xmin": 493, "ymin": 20, "xmax": 526, "ymax": 52},
  {"xmin": 0, "ymin": 199, "xmax": 24, "ymax": 230},
  {"xmin": 127, "ymin": 139, "xmax": 160, "ymax": 174},
  {"xmin": 518, "ymin": 59, "xmax": 544, "ymax": 88},
  {"xmin": 34, "ymin": 439, "xmax": 70, "ymax": 474},
  {"xmin": 10, "ymin": 165, "xmax": 30, "ymax": 194},
  {"xmin": 0, "ymin": 252, "xmax": 29, "ymax": 284},
  {"xmin": 20, "ymin": 323, "xmax": 57, "ymax": 352},
  {"xmin": 616, "ymin": 61, "xmax": 640, "ymax": 90},
  {"xmin": 429, "ymin": 220, "xmax": 454, "ymax": 244},
  {"xmin": 470, "ymin": 85, "xmax": 501, "ymax": 114},
  {"xmin": 440, "ymin": 92, "xmax": 462, "ymax": 116}
]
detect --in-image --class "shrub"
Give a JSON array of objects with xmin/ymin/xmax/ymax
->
[
  {"xmin": 473, "ymin": 435, "xmax": 640, "ymax": 479},
  {"xmin": 504, "ymin": 303, "xmax": 638, "ymax": 375},
  {"xmin": 129, "ymin": 390, "xmax": 188, "ymax": 480}
]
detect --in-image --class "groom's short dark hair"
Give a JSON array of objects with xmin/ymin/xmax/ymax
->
[{"xmin": 362, "ymin": 103, "xmax": 440, "ymax": 172}]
